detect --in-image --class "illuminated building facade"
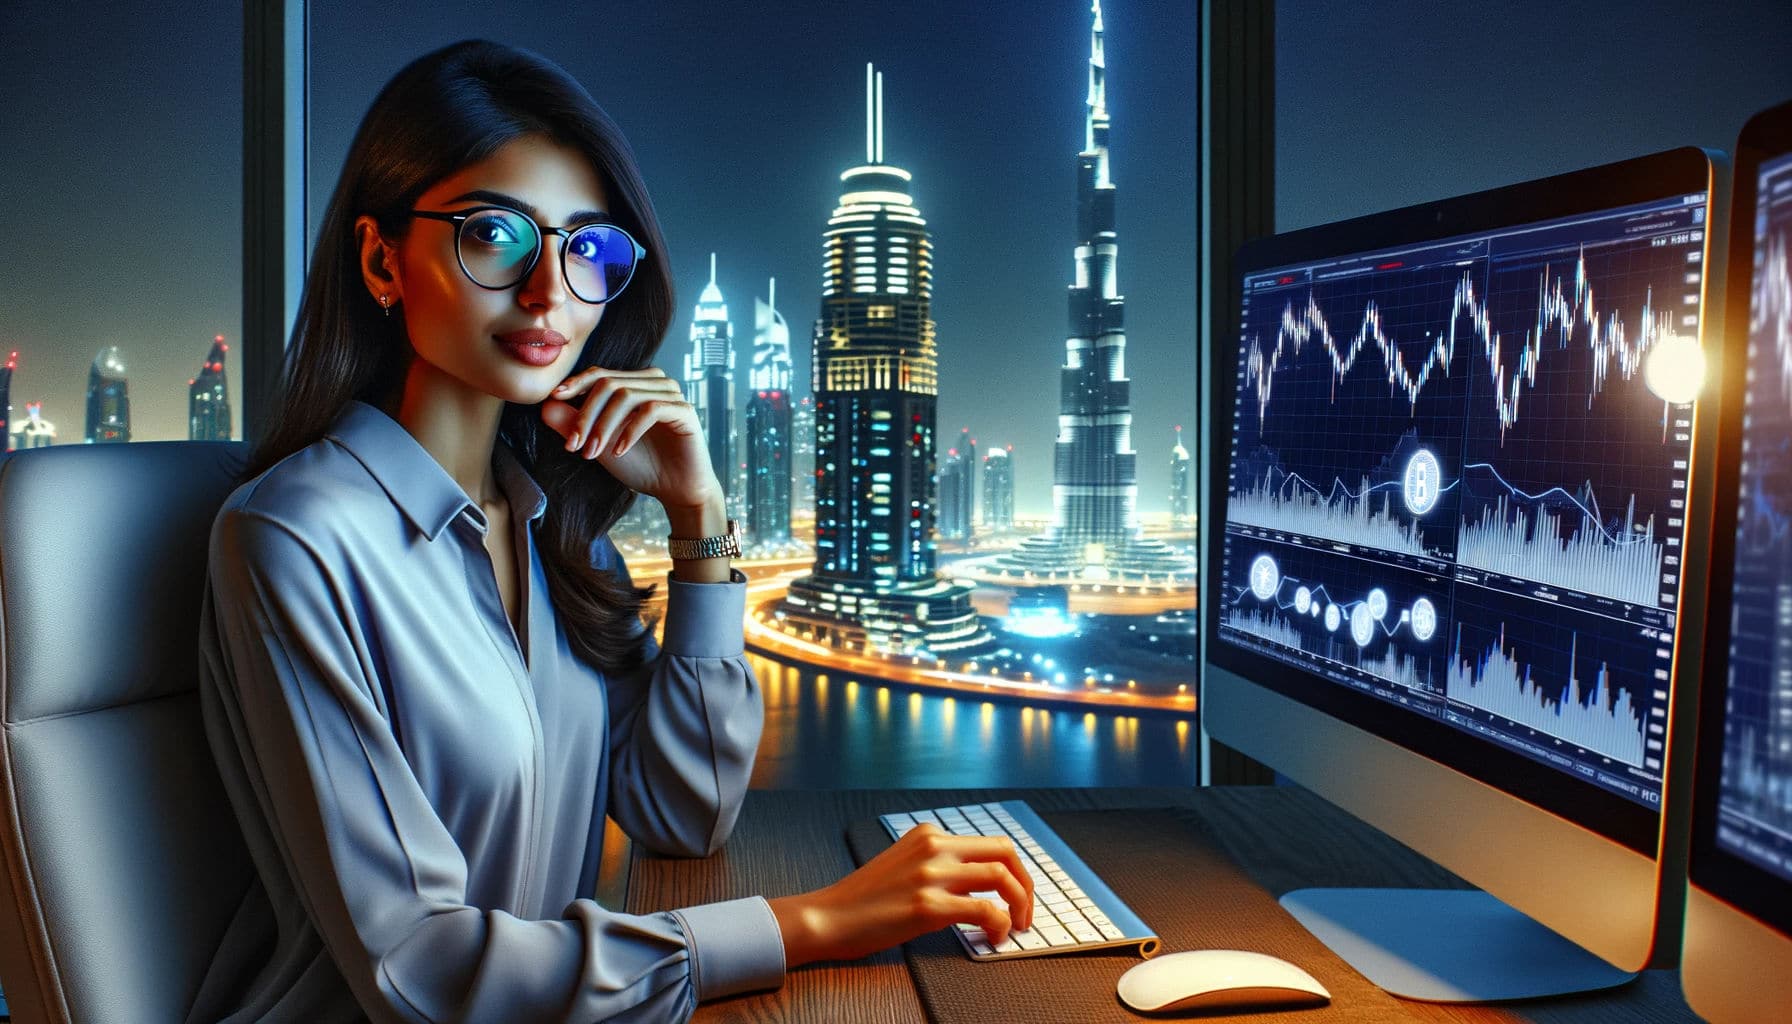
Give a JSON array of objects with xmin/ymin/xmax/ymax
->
[
  {"xmin": 85, "ymin": 346, "xmax": 130, "ymax": 443},
  {"xmin": 8, "ymin": 403, "xmax": 55, "ymax": 450},
  {"xmin": 982, "ymin": 445, "xmax": 1014, "ymax": 530},
  {"xmin": 793, "ymin": 394, "xmax": 816, "ymax": 513},
  {"xmin": 682, "ymin": 253, "xmax": 736, "ymax": 501},
  {"xmin": 188, "ymin": 335, "xmax": 232, "ymax": 441},
  {"xmin": 993, "ymin": 0, "xmax": 1192, "ymax": 584},
  {"xmin": 782, "ymin": 65, "xmax": 991, "ymax": 655},
  {"xmin": 746, "ymin": 278, "xmax": 794, "ymax": 545},
  {"xmin": 937, "ymin": 445, "xmax": 971, "ymax": 540},
  {"xmin": 1169, "ymin": 427, "xmax": 1192, "ymax": 523}
]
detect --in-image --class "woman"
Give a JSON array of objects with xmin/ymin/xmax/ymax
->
[{"xmin": 192, "ymin": 39, "xmax": 1033, "ymax": 1023}]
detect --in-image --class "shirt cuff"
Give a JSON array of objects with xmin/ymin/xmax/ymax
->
[
  {"xmin": 669, "ymin": 895, "xmax": 786, "ymax": 1001},
  {"xmin": 659, "ymin": 569, "xmax": 747, "ymax": 658}
]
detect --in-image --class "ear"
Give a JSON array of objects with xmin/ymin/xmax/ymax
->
[{"xmin": 355, "ymin": 215, "xmax": 403, "ymax": 311}]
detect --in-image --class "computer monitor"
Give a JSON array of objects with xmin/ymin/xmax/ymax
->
[
  {"xmin": 1682, "ymin": 99, "xmax": 1792, "ymax": 1024},
  {"xmin": 1200, "ymin": 147, "xmax": 1726, "ymax": 1001}
]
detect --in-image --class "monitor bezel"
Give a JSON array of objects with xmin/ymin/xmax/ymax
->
[
  {"xmin": 1687, "ymin": 99, "xmax": 1792, "ymax": 941},
  {"xmin": 1204, "ymin": 145, "xmax": 1717, "ymax": 859}
]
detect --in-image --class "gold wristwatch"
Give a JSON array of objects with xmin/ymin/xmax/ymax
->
[{"xmin": 667, "ymin": 518, "xmax": 742, "ymax": 560}]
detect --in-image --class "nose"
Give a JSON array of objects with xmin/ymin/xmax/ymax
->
[{"xmin": 514, "ymin": 232, "xmax": 573, "ymax": 313}]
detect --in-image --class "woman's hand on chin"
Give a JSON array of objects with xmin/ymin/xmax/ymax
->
[{"xmin": 539, "ymin": 366, "xmax": 723, "ymax": 509}]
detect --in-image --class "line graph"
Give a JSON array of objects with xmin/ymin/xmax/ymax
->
[
  {"xmin": 1225, "ymin": 547, "xmax": 1446, "ymax": 692},
  {"xmin": 1455, "ymin": 463, "xmax": 1664, "ymax": 607},
  {"xmin": 1245, "ymin": 249, "xmax": 1695, "ymax": 441}
]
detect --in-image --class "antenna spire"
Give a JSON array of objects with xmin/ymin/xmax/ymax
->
[{"xmin": 865, "ymin": 63, "xmax": 875, "ymax": 163}]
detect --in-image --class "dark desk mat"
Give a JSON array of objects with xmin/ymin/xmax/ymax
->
[{"xmin": 846, "ymin": 807, "xmax": 1411, "ymax": 1023}]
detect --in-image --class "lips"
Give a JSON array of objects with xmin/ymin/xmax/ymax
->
[{"xmin": 495, "ymin": 328, "xmax": 567, "ymax": 367}]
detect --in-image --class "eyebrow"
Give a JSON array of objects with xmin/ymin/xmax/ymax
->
[{"xmin": 442, "ymin": 189, "xmax": 613, "ymax": 226}]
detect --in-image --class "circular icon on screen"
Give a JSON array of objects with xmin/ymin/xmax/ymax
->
[
  {"xmin": 1249, "ymin": 554, "xmax": 1280, "ymax": 601},
  {"xmin": 1350, "ymin": 604, "xmax": 1376, "ymax": 647},
  {"xmin": 1403, "ymin": 449, "xmax": 1442, "ymax": 517}
]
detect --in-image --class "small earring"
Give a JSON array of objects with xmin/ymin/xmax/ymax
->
[{"xmin": 379, "ymin": 294, "xmax": 392, "ymax": 317}]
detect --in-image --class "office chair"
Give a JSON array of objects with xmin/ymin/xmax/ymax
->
[{"xmin": 0, "ymin": 441, "xmax": 255, "ymax": 1023}]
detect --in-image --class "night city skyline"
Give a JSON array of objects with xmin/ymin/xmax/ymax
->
[{"xmin": 4, "ymin": 2, "xmax": 1790, "ymax": 519}]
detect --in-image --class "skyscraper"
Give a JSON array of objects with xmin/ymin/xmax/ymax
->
[
  {"xmin": 189, "ymin": 335, "xmax": 232, "ymax": 441},
  {"xmin": 746, "ymin": 278, "xmax": 794, "ymax": 546},
  {"xmin": 86, "ymin": 346, "xmax": 130, "ymax": 443},
  {"xmin": 682, "ymin": 253, "xmax": 735, "ymax": 500},
  {"xmin": 8, "ymin": 402, "xmax": 55, "ymax": 450},
  {"xmin": 994, "ymin": 0, "xmax": 1192, "ymax": 584},
  {"xmin": 793, "ymin": 394, "xmax": 817, "ymax": 514},
  {"xmin": 956, "ymin": 427, "xmax": 977, "ymax": 537},
  {"xmin": 937, "ymin": 445, "xmax": 971, "ymax": 540},
  {"xmin": 1, "ymin": 351, "xmax": 15, "ymax": 451},
  {"xmin": 1169, "ymin": 426, "xmax": 1192, "ymax": 523},
  {"xmin": 982, "ymin": 445, "xmax": 1015, "ymax": 531},
  {"xmin": 782, "ymin": 65, "xmax": 989, "ymax": 655}
]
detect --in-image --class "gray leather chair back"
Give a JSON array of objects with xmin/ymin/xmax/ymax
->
[{"xmin": 0, "ymin": 441, "xmax": 255, "ymax": 1023}]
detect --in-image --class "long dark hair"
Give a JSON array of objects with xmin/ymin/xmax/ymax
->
[{"xmin": 245, "ymin": 39, "xmax": 672, "ymax": 674}]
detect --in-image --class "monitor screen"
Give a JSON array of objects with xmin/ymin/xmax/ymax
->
[
  {"xmin": 1688, "ymin": 132, "xmax": 1792, "ymax": 943},
  {"xmin": 1210, "ymin": 163, "xmax": 1712, "ymax": 855},
  {"xmin": 1715, "ymin": 148, "xmax": 1792, "ymax": 888}
]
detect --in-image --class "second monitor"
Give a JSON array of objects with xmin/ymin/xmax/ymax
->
[{"xmin": 1201, "ymin": 146, "xmax": 1725, "ymax": 1000}]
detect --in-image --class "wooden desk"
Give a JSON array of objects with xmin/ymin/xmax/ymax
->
[{"xmin": 624, "ymin": 787, "xmax": 1699, "ymax": 1023}]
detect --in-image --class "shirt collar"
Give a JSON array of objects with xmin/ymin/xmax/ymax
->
[{"xmin": 327, "ymin": 400, "xmax": 549, "ymax": 541}]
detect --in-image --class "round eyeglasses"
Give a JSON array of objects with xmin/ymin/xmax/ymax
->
[{"xmin": 409, "ymin": 205, "xmax": 647, "ymax": 304}]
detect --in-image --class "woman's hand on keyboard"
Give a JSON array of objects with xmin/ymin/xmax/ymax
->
[{"xmin": 768, "ymin": 823, "xmax": 1034, "ymax": 966}]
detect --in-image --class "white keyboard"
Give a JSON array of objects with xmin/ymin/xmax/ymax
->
[{"xmin": 880, "ymin": 799, "xmax": 1161, "ymax": 960}]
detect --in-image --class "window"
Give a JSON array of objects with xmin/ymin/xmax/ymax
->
[
  {"xmin": 3, "ymin": 3, "xmax": 242, "ymax": 445},
  {"xmin": 300, "ymin": 2, "xmax": 1199, "ymax": 788}
]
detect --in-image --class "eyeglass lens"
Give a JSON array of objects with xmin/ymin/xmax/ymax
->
[{"xmin": 457, "ymin": 208, "xmax": 636, "ymax": 303}]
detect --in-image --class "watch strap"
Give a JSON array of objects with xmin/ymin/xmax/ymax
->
[{"xmin": 667, "ymin": 519, "xmax": 742, "ymax": 560}]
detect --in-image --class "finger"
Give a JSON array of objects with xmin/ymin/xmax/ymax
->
[
  {"xmin": 957, "ymin": 836, "xmax": 1033, "ymax": 930},
  {"xmin": 612, "ymin": 398, "xmax": 696, "ymax": 457},
  {"xmin": 552, "ymin": 366, "xmax": 678, "ymax": 400},
  {"xmin": 583, "ymin": 385, "xmax": 655, "ymax": 459},
  {"xmin": 942, "ymin": 861, "xmax": 1033, "ymax": 932},
  {"xmin": 928, "ymin": 892, "xmax": 1014, "ymax": 945}
]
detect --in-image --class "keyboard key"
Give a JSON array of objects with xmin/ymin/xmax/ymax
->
[
  {"xmin": 971, "ymin": 939, "xmax": 995, "ymax": 956},
  {"xmin": 1037, "ymin": 923, "xmax": 1076, "ymax": 946},
  {"xmin": 1012, "ymin": 928, "xmax": 1049, "ymax": 950},
  {"xmin": 1098, "ymin": 923, "xmax": 1126, "ymax": 941},
  {"xmin": 1068, "ymin": 920, "xmax": 1103, "ymax": 943},
  {"xmin": 993, "ymin": 935, "xmax": 1021, "ymax": 954}
]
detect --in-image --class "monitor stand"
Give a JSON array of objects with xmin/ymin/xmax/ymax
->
[{"xmin": 1280, "ymin": 888, "xmax": 1638, "ymax": 1002}]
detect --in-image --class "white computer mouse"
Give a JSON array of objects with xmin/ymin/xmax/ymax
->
[{"xmin": 1116, "ymin": 948, "xmax": 1332, "ymax": 1013}]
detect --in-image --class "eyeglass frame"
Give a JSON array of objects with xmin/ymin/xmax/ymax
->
[{"xmin": 407, "ymin": 205, "xmax": 648, "ymax": 304}]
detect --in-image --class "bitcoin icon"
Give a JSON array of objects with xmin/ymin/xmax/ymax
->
[{"xmin": 1404, "ymin": 449, "xmax": 1442, "ymax": 516}]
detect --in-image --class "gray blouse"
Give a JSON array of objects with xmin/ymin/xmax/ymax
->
[{"xmin": 188, "ymin": 399, "xmax": 783, "ymax": 1023}]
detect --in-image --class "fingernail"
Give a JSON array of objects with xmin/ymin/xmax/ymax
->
[
  {"xmin": 613, "ymin": 441, "xmax": 626, "ymax": 456},
  {"xmin": 568, "ymin": 432, "xmax": 581, "ymax": 449}
]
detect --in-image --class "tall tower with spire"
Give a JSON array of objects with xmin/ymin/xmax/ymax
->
[
  {"xmin": 746, "ymin": 278, "xmax": 794, "ymax": 545},
  {"xmin": 781, "ymin": 65, "xmax": 990, "ymax": 655},
  {"xmin": 993, "ymin": 0, "xmax": 1193, "ymax": 584},
  {"xmin": 682, "ymin": 253, "xmax": 736, "ymax": 499},
  {"xmin": 1169, "ymin": 426, "xmax": 1193, "ymax": 523}
]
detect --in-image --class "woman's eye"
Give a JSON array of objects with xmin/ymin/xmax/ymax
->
[{"xmin": 470, "ymin": 220, "xmax": 521, "ymax": 245}]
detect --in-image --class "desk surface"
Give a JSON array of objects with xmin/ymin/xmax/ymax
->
[{"xmin": 624, "ymin": 787, "xmax": 1699, "ymax": 1023}]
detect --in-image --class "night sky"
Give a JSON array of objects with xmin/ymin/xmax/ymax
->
[{"xmin": 4, "ymin": 2, "xmax": 1790, "ymax": 517}]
